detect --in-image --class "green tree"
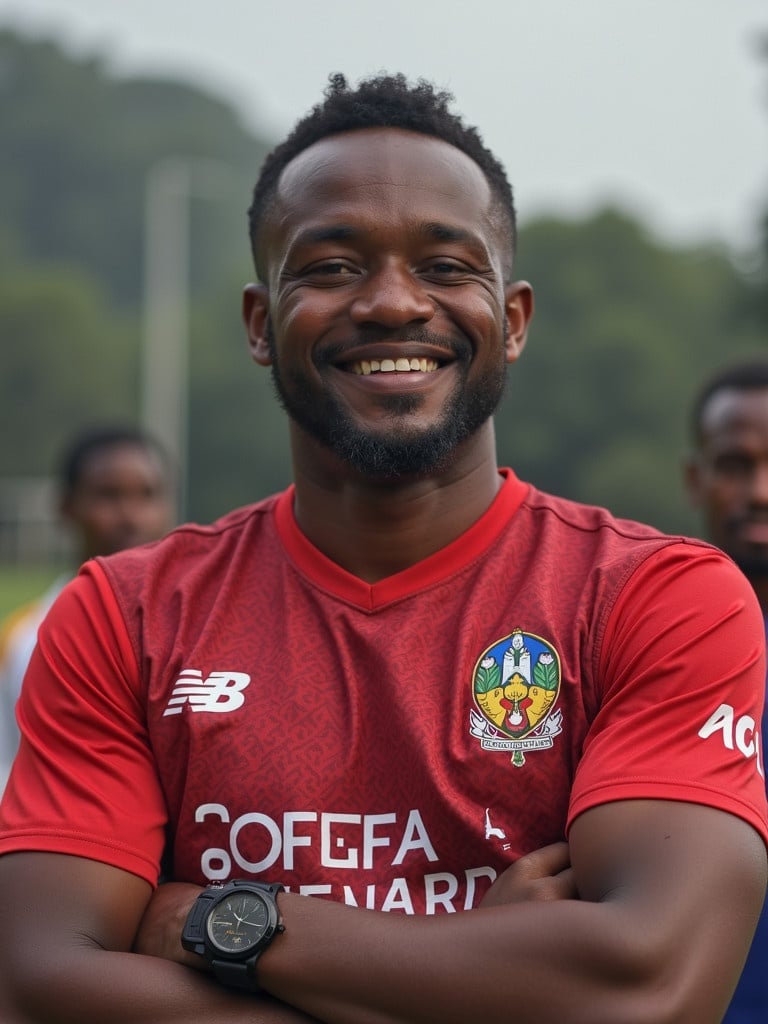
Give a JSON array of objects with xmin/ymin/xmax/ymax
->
[
  {"xmin": 0, "ymin": 28, "xmax": 269, "ymax": 308},
  {"xmin": 0, "ymin": 265, "xmax": 136, "ymax": 474},
  {"xmin": 500, "ymin": 209, "xmax": 764, "ymax": 532}
]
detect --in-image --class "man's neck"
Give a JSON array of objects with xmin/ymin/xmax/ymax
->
[{"xmin": 289, "ymin": 429, "xmax": 503, "ymax": 583}]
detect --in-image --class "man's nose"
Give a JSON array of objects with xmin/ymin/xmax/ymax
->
[
  {"xmin": 349, "ymin": 262, "xmax": 435, "ymax": 327},
  {"xmin": 749, "ymin": 461, "xmax": 768, "ymax": 505}
]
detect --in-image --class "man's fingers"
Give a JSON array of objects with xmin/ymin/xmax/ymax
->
[{"xmin": 515, "ymin": 841, "xmax": 571, "ymax": 878}]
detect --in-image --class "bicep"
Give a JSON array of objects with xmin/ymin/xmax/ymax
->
[
  {"xmin": 570, "ymin": 800, "xmax": 767, "ymax": 1007},
  {"xmin": 0, "ymin": 851, "xmax": 152, "ymax": 959}
]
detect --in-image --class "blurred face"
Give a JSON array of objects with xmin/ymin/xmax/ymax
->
[
  {"xmin": 686, "ymin": 387, "xmax": 768, "ymax": 580},
  {"xmin": 244, "ymin": 128, "xmax": 531, "ymax": 478},
  {"xmin": 62, "ymin": 443, "xmax": 174, "ymax": 560}
]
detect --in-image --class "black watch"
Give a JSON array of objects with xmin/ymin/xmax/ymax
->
[{"xmin": 181, "ymin": 879, "xmax": 285, "ymax": 991}]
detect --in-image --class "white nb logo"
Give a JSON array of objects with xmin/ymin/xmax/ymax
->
[{"xmin": 163, "ymin": 669, "xmax": 251, "ymax": 716}]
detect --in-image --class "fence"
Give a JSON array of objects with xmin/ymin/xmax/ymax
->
[{"xmin": 0, "ymin": 477, "xmax": 71, "ymax": 566}]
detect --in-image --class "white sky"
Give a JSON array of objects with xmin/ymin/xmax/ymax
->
[{"xmin": 2, "ymin": 0, "xmax": 767, "ymax": 252}]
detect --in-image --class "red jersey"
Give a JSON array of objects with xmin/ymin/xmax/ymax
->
[{"xmin": 1, "ymin": 470, "xmax": 765, "ymax": 914}]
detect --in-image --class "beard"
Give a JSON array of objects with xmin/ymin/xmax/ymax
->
[
  {"xmin": 266, "ymin": 320, "xmax": 508, "ymax": 479},
  {"xmin": 722, "ymin": 512, "xmax": 768, "ymax": 582}
]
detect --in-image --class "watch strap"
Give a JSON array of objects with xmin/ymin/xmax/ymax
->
[
  {"xmin": 181, "ymin": 887, "xmax": 222, "ymax": 956},
  {"xmin": 211, "ymin": 958, "xmax": 261, "ymax": 991}
]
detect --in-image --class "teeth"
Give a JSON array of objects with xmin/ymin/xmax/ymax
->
[{"xmin": 350, "ymin": 358, "xmax": 439, "ymax": 376}]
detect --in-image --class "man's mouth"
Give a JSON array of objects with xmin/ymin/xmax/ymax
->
[
  {"xmin": 738, "ymin": 520, "xmax": 768, "ymax": 546},
  {"xmin": 348, "ymin": 357, "xmax": 440, "ymax": 376}
]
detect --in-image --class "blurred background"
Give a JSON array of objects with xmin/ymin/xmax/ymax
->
[{"xmin": 0, "ymin": 0, "xmax": 767, "ymax": 612}]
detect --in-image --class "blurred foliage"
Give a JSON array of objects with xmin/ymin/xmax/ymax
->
[
  {"xmin": 1, "ymin": 264, "xmax": 136, "ymax": 473},
  {"xmin": 0, "ymin": 28, "xmax": 264, "ymax": 308},
  {"xmin": 0, "ymin": 26, "xmax": 765, "ymax": 534},
  {"xmin": 505, "ymin": 211, "xmax": 765, "ymax": 533}
]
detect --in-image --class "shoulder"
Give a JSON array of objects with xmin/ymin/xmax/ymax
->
[
  {"xmin": 0, "ymin": 600, "xmax": 42, "ymax": 660},
  {"xmin": 88, "ymin": 492, "xmax": 287, "ymax": 627},
  {"xmin": 521, "ymin": 484, "xmax": 685, "ymax": 545},
  {"xmin": 99, "ymin": 492, "xmax": 283, "ymax": 579},
  {"xmin": 516, "ymin": 481, "xmax": 720, "ymax": 582},
  {"xmin": 0, "ymin": 576, "xmax": 67, "ymax": 665}
]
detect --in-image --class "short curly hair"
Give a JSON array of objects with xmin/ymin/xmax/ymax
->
[
  {"xmin": 247, "ymin": 72, "xmax": 517, "ymax": 280},
  {"xmin": 690, "ymin": 360, "xmax": 768, "ymax": 444}
]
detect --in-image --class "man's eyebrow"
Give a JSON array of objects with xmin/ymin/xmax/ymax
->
[
  {"xmin": 420, "ymin": 222, "xmax": 478, "ymax": 244},
  {"xmin": 293, "ymin": 223, "xmax": 485, "ymax": 246},
  {"xmin": 293, "ymin": 225, "xmax": 359, "ymax": 246}
]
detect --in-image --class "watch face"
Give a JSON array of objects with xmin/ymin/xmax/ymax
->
[{"xmin": 206, "ymin": 891, "xmax": 272, "ymax": 955}]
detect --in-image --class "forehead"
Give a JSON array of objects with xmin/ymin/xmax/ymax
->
[
  {"xmin": 267, "ymin": 127, "xmax": 498, "ymax": 252},
  {"xmin": 700, "ymin": 387, "xmax": 768, "ymax": 445},
  {"xmin": 75, "ymin": 444, "xmax": 164, "ymax": 489}
]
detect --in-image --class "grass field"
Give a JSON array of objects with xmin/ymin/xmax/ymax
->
[{"xmin": 0, "ymin": 565, "xmax": 64, "ymax": 621}]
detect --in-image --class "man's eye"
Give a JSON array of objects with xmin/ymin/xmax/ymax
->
[
  {"xmin": 422, "ymin": 260, "xmax": 475, "ymax": 279},
  {"xmin": 306, "ymin": 261, "xmax": 355, "ymax": 277},
  {"xmin": 428, "ymin": 261, "xmax": 463, "ymax": 273},
  {"xmin": 714, "ymin": 454, "xmax": 753, "ymax": 477}
]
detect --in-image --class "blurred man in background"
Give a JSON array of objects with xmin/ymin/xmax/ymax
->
[
  {"xmin": 685, "ymin": 359, "xmax": 768, "ymax": 1023},
  {"xmin": 0, "ymin": 425, "xmax": 174, "ymax": 789}
]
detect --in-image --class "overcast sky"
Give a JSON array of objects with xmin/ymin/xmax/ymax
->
[{"xmin": 2, "ymin": 0, "xmax": 767, "ymax": 253}]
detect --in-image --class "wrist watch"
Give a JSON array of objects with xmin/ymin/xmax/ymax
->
[{"xmin": 181, "ymin": 879, "xmax": 285, "ymax": 991}]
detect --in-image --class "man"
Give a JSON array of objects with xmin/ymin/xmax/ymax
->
[
  {"xmin": 0, "ymin": 425, "xmax": 174, "ymax": 788},
  {"xmin": 0, "ymin": 74, "xmax": 765, "ymax": 1024},
  {"xmin": 685, "ymin": 360, "xmax": 768, "ymax": 1024}
]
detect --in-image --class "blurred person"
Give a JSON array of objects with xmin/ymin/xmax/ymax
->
[
  {"xmin": 0, "ymin": 73, "xmax": 765, "ymax": 1024},
  {"xmin": 0, "ymin": 425, "xmax": 174, "ymax": 788},
  {"xmin": 685, "ymin": 359, "xmax": 768, "ymax": 1024}
]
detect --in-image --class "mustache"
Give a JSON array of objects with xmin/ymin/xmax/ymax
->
[
  {"xmin": 319, "ymin": 326, "xmax": 474, "ymax": 363},
  {"xmin": 724, "ymin": 510, "xmax": 768, "ymax": 531}
]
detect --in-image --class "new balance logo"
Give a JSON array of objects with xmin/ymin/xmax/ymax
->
[{"xmin": 163, "ymin": 669, "xmax": 251, "ymax": 716}]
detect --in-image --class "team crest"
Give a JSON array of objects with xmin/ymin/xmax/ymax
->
[{"xmin": 470, "ymin": 628, "xmax": 563, "ymax": 767}]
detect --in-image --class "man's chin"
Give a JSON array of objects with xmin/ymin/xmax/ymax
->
[{"xmin": 328, "ymin": 430, "xmax": 457, "ymax": 479}]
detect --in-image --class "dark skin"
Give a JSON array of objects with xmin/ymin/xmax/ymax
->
[
  {"xmin": 686, "ymin": 386, "xmax": 768, "ymax": 610},
  {"xmin": 0, "ymin": 128, "xmax": 765, "ymax": 1023},
  {"xmin": 61, "ymin": 442, "xmax": 174, "ymax": 562}
]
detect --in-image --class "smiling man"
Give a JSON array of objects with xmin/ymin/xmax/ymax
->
[{"xmin": 0, "ymin": 73, "xmax": 765, "ymax": 1024}]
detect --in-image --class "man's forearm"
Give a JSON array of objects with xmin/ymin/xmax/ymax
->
[
  {"xmin": 5, "ymin": 949, "xmax": 318, "ymax": 1024},
  {"xmin": 132, "ymin": 812, "xmax": 762, "ymax": 1024},
  {"xmin": 255, "ymin": 803, "xmax": 764, "ymax": 1024},
  {"xmin": 261, "ymin": 890, "xmax": 648, "ymax": 1024}
]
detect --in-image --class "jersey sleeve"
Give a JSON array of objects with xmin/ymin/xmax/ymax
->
[
  {"xmin": 568, "ymin": 543, "xmax": 768, "ymax": 844},
  {"xmin": 0, "ymin": 563, "xmax": 167, "ymax": 885}
]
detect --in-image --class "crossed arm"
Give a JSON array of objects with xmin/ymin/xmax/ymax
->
[{"xmin": 1, "ymin": 799, "xmax": 764, "ymax": 1024}]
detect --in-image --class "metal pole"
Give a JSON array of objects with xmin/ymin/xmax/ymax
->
[{"xmin": 141, "ymin": 159, "xmax": 191, "ymax": 520}]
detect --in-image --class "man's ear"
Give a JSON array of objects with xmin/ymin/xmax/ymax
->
[
  {"xmin": 58, "ymin": 492, "xmax": 74, "ymax": 527},
  {"xmin": 683, "ymin": 456, "xmax": 703, "ymax": 508},
  {"xmin": 243, "ymin": 283, "xmax": 271, "ymax": 366},
  {"xmin": 504, "ymin": 281, "xmax": 534, "ymax": 363}
]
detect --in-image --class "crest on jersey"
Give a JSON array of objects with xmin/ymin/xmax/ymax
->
[{"xmin": 469, "ymin": 629, "xmax": 562, "ymax": 767}]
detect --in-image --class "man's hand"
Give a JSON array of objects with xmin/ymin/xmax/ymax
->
[
  {"xmin": 480, "ymin": 841, "xmax": 576, "ymax": 908},
  {"xmin": 133, "ymin": 882, "xmax": 204, "ymax": 968}
]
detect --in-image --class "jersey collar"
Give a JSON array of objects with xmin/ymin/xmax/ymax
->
[{"xmin": 274, "ymin": 468, "xmax": 529, "ymax": 611}]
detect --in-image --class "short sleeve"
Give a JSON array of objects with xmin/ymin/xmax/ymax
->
[
  {"xmin": 568, "ymin": 543, "xmax": 768, "ymax": 844},
  {"xmin": 0, "ymin": 563, "xmax": 167, "ymax": 885}
]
